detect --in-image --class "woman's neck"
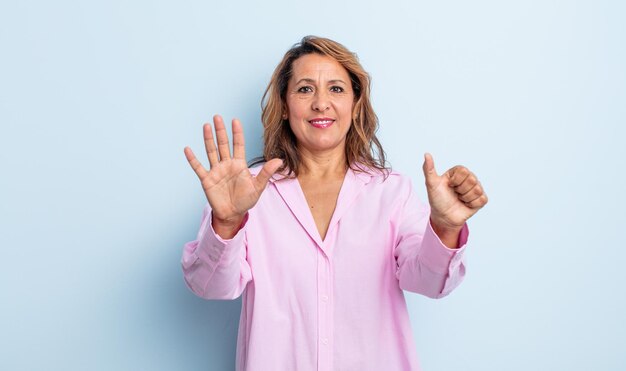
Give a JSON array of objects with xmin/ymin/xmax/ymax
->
[{"xmin": 297, "ymin": 146, "xmax": 348, "ymax": 180}]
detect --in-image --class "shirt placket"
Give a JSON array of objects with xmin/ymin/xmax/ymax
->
[{"xmin": 317, "ymin": 239, "xmax": 334, "ymax": 371}]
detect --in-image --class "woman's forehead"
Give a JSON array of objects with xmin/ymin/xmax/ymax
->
[{"xmin": 290, "ymin": 54, "xmax": 350, "ymax": 82}]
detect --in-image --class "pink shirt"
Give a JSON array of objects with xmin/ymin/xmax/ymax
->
[{"xmin": 181, "ymin": 166, "xmax": 469, "ymax": 371}]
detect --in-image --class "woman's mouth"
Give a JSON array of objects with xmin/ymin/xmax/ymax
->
[{"xmin": 308, "ymin": 118, "xmax": 335, "ymax": 128}]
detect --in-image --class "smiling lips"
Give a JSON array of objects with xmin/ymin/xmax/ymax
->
[{"xmin": 308, "ymin": 118, "xmax": 335, "ymax": 129}]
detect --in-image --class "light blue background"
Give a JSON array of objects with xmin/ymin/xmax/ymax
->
[{"xmin": 1, "ymin": 0, "xmax": 625, "ymax": 370}]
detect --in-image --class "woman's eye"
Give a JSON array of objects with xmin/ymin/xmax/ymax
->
[
  {"xmin": 298, "ymin": 86, "xmax": 313, "ymax": 93},
  {"xmin": 330, "ymin": 86, "xmax": 344, "ymax": 93}
]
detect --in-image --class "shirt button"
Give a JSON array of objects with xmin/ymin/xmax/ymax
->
[
  {"xmin": 322, "ymin": 338, "xmax": 329, "ymax": 345},
  {"xmin": 321, "ymin": 295, "xmax": 328, "ymax": 302}
]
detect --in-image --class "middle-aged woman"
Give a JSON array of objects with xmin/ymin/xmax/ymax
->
[{"xmin": 182, "ymin": 36, "xmax": 487, "ymax": 371}]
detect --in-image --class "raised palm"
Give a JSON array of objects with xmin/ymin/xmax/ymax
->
[{"xmin": 184, "ymin": 115, "xmax": 283, "ymax": 225}]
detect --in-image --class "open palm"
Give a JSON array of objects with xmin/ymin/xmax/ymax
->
[{"xmin": 184, "ymin": 115, "xmax": 283, "ymax": 225}]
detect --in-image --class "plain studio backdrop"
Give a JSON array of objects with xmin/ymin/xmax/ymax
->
[{"xmin": 1, "ymin": 1, "xmax": 624, "ymax": 370}]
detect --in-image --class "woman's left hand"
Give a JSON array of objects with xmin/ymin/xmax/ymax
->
[{"xmin": 422, "ymin": 153, "xmax": 488, "ymax": 234}]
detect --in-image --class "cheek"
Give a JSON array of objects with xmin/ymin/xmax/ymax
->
[
  {"xmin": 341, "ymin": 101, "xmax": 355, "ymax": 121},
  {"xmin": 286, "ymin": 100, "xmax": 308, "ymax": 119},
  {"xmin": 288, "ymin": 121, "xmax": 304, "ymax": 138}
]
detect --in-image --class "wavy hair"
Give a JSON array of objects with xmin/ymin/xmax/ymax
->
[{"xmin": 251, "ymin": 36, "xmax": 389, "ymax": 177}]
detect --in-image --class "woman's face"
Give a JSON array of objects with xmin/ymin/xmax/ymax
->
[{"xmin": 285, "ymin": 53, "xmax": 355, "ymax": 156}]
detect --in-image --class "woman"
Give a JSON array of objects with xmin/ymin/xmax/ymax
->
[{"xmin": 182, "ymin": 36, "xmax": 487, "ymax": 371}]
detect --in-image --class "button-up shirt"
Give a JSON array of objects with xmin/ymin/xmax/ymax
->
[{"xmin": 181, "ymin": 166, "xmax": 469, "ymax": 371}]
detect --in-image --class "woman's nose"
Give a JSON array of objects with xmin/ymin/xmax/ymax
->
[{"xmin": 311, "ymin": 90, "xmax": 330, "ymax": 112}]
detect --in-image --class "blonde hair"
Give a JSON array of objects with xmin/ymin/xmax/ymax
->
[{"xmin": 253, "ymin": 36, "xmax": 389, "ymax": 177}]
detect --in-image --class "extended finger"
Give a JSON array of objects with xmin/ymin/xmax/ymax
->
[
  {"xmin": 459, "ymin": 182, "xmax": 484, "ymax": 203},
  {"xmin": 422, "ymin": 153, "xmax": 440, "ymax": 189},
  {"xmin": 454, "ymin": 173, "xmax": 478, "ymax": 194},
  {"xmin": 446, "ymin": 166, "xmax": 470, "ymax": 187},
  {"xmin": 232, "ymin": 119, "xmax": 246, "ymax": 160},
  {"xmin": 184, "ymin": 147, "xmax": 209, "ymax": 180},
  {"xmin": 213, "ymin": 115, "xmax": 232, "ymax": 161},
  {"xmin": 203, "ymin": 123, "xmax": 219, "ymax": 168},
  {"xmin": 254, "ymin": 158, "xmax": 283, "ymax": 190},
  {"xmin": 464, "ymin": 194, "xmax": 488, "ymax": 209}
]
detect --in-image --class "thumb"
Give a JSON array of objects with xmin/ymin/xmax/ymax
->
[
  {"xmin": 422, "ymin": 152, "xmax": 439, "ymax": 187},
  {"xmin": 254, "ymin": 158, "xmax": 284, "ymax": 188}
]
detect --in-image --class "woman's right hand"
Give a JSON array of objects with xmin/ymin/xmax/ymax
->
[{"xmin": 184, "ymin": 115, "xmax": 283, "ymax": 238}]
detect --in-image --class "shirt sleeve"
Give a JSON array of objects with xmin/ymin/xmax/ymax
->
[
  {"xmin": 393, "ymin": 178, "xmax": 470, "ymax": 299},
  {"xmin": 181, "ymin": 204, "xmax": 253, "ymax": 300}
]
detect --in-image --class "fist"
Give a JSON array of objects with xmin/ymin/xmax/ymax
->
[{"xmin": 422, "ymin": 153, "xmax": 488, "ymax": 230}]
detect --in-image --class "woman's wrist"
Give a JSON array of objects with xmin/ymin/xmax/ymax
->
[
  {"xmin": 429, "ymin": 216, "xmax": 463, "ymax": 249},
  {"xmin": 212, "ymin": 212, "xmax": 246, "ymax": 240}
]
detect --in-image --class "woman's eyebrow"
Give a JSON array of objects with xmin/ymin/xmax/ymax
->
[
  {"xmin": 328, "ymin": 79, "xmax": 347, "ymax": 85},
  {"xmin": 295, "ymin": 78, "xmax": 348, "ymax": 85},
  {"xmin": 294, "ymin": 78, "xmax": 316, "ymax": 85}
]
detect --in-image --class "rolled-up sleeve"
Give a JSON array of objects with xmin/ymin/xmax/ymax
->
[
  {"xmin": 394, "ymin": 179, "xmax": 470, "ymax": 299},
  {"xmin": 181, "ymin": 204, "xmax": 252, "ymax": 300}
]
